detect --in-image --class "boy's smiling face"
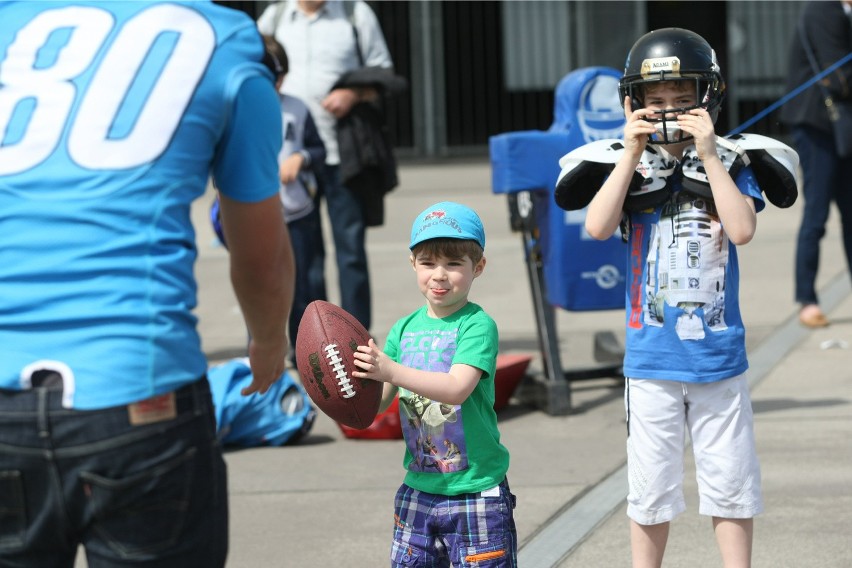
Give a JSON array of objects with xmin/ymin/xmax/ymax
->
[{"xmin": 411, "ymin": 251, "xmax": 485, "ymax": 319}]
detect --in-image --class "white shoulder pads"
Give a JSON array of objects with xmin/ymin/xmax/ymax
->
[
  {"xmin": 557, "ymin": 138, "xmax": 624, "ymax": 169},
  {"xmin": 726, "ymin": 133, "xmax": 798, "ymax": 208},
  {"xmin": 727, "ymin": 133, "xmax": 799, "ymax": 165},
  {"xmin": 681, "ymin": 136, "xmax": 750, "ymax": 201},
  {"xmin": 623, "ymin": 144, "xmax": 678, "ymax": 211},
  {"xmin": 554, "ymin": 140, "xmax": 625, "ymax": 211},
  {"xmin": 554, "ymin": 140, "xmax": 677, "ymax": 212}
]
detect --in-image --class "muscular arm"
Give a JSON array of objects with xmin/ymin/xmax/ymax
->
[
  {"xmin": 214, "ymin": 69, "xmax": 294, "ymax": 395},
  {"xmin": 219, "ymin": 193, "xmax": 295, "ymax": 395}
]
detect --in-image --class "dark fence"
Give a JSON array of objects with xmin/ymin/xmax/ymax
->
[{"xmin": 221, "ymin": 1, "xmax": 806, "ymax": 155}]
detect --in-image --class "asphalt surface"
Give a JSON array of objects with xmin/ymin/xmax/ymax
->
[{"xmin": 97, "ymin": 158, "xmax": 852, "ymax": 567}]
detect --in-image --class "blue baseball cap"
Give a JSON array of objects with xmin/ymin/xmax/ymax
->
[{"xmin": 409, "ymin": 201, "xmax": 486, "ymax": 250}]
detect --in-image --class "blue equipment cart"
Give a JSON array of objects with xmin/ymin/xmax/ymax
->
[{"xmin": 489, "ymin": 67, "xmax": 626, "ymax": 415}]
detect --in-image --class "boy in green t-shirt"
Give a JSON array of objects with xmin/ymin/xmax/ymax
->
[{"xmin": 354, "ymin": 201, "xmax": 517, "ymax": 567}]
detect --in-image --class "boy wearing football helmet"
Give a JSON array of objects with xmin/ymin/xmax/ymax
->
[{"xmin": 585, "ymin": 28, "xmax": 765, "ymax": 568}]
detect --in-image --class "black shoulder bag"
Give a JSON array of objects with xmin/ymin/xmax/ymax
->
[
  {"xmin": 336, "ymin": 1, "xmax": 401, "ymax": 227},
  {"xmin": 798, "ymin": 18, "xmax": 852, "ymax": 158}
]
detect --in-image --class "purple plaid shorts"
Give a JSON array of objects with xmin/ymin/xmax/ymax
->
[{"xmin": 390, "ymin": 478, "xmax": 517, "ymax": 567}]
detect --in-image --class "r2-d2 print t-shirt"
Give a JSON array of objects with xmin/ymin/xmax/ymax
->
[
  {"xmin": 623, "ymin": 168, "xmax": 763, "ymax": 384},
  {"xmin": 383, "ymin": 302, "xmax": 510, "ymax": 496}
]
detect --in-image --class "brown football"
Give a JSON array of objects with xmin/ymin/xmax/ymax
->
[{"xmin": 295, "ymin": 301, "xmax": 381, "ymax": 429}]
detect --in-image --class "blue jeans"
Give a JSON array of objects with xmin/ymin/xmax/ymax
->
[
  {"xmin": 0, "ymin": 377, "xmax": 227, "ymax": 567},
  {"xmin": 793, "ymin": 126, "xmax": 852, "ymax": 305},
  {"xmin": 319, "ymin": 163, "xmax": 371, "ymax": 330}
]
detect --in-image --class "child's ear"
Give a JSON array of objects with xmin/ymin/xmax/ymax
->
[
  {"xmin": 473, "ymin": 256, "xmax": 486, "ymax": 277},
  {"xmin": 409, "ymin": 254, "xmax": 416, "ymax": 270}
]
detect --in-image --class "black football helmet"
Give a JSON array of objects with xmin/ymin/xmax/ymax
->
[{"xmin": 618, "ymin": 28, "xmax": 726, "ymax": 145}]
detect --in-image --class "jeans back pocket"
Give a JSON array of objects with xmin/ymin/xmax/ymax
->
[
  {"xmin": 80, "ymin": 447, "xmax": 197, "ymax": 559},
  {"xmin": 0, "ymin": 470, "xmax": 26, "ymax": 551}
]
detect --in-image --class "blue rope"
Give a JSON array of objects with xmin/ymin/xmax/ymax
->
[{"xmin": 727, "ymin": 51, "xmax": 852, "ymax": 136}]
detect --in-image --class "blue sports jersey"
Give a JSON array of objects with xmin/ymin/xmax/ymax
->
[
  {"xmin": 622, "ymin": 167, "xmax": 764, "ymax": 383},
  {"xmin": 0, "ymin": 1, "xmax": 282, "ymax": 409}
]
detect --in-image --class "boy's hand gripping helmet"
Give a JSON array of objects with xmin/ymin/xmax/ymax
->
[{"xmin": 618, "ymin": 27, "xmax": 726, "ymax": 145}]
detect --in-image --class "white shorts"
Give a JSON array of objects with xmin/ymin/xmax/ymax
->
[{"xmin": 624, "ymin": 374, "xmax": 763, "ymax": 525}]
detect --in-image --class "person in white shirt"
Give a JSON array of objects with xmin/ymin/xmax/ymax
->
[{"xmin": 258, "ymin": 0, "xmax": 393, "ymax": 332}]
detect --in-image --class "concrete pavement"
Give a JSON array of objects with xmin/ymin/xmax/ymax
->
[{"xmin": 192, "ymin": 159, "xmax": 852, "ymax": 567}]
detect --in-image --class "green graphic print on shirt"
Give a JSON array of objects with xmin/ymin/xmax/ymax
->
[{"xmin": 385, "ymin": 302, "xmax": 509, "ymax": 496}]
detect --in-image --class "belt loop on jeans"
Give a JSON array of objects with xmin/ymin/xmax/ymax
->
[
  {"xmin": 177, "ymin": 375, "xmax": 208, "ymax": 417},
  {"xmin": 192, "ymin": 375, "xmax": 207, "ymax": 416},
  {"xmin": 37, "ymin": 388, "xmax": 50, "ymax": 438}
]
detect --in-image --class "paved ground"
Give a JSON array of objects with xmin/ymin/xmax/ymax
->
[{"xmin": 177, "ymin": 159, "xmax": 848, "ymax": 567}]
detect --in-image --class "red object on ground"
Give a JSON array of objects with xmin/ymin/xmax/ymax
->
[
  {"xmin": 338, "ymin": 395, "xmax": 403, "ymax": 440},
  {"xmin": 493, "ymin": 353, "xmax": 532, "ymax": 411}
]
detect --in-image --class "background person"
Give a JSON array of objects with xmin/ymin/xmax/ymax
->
[
  {"xmin": 780, "ymin": 0, "xmax": 852, "ymax": 328},
  {"xmin": 257, "ymin": 0, "xmax": 394, "ymax": 332},
  {"xmin": 0, "ymin": 2, "xmax": 294, "ymax": 565}
]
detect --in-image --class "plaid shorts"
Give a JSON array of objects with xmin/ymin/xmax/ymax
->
[{"xmin": 390, "ymin": 479, "xmax": 517, "ymax": 567}]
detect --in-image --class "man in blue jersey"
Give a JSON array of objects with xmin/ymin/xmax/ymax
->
[{"xmin": 0, "ymin": 2, "xmax": 294, "ymax": 566}]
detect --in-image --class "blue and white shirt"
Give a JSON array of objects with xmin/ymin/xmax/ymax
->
[
  {"xmin": 279, "ymin": 94, "xmax": 324, "ymax": 222},
  {"xmin": 623, "ymin": 168, "xmax": 764, "ymax": 383},
  {"xmin": 0, "ymin": 1, "xmax": 282, "ymax": 409}
]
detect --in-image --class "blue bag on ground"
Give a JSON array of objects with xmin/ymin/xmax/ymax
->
[{"xmin": 208, "ymin": 358, "xmax": 316, "ymax": 447}]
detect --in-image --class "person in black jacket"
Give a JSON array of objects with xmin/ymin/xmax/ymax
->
[{"xmin": 780, "ymin": 1, "xmax": 852, "ymax": 328}]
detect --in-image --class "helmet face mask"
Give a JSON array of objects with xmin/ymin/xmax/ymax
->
[{"xmin": 618, "ymin": 28, "xmax": 726, "ymax": 145}]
